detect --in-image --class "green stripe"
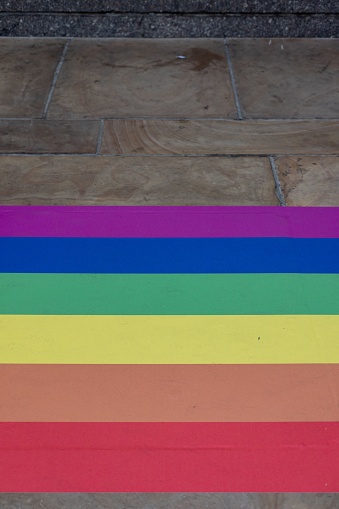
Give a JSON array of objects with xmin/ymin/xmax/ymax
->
[{"xmin": 0, "ymin": 273, "xmax": 337, "ymax": 315}]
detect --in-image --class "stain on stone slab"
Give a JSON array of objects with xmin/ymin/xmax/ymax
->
[{"xmin": 276, "ymin": 156, "xmax": 339, "ymax": 206}]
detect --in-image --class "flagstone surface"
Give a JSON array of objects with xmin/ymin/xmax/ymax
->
[
  {"xmin": 0, "ymin": 38, "xmax": 65, "ymax": 118},
  {"xmin": 0, "ymin": 37, "xmax": 338, "ymax": 206},
  {"xmin": 47, "ymin": 39, "xmax": 237, "ymax": 119},
  {"xmin": 101, "ymin": 119, "xmax": 339, "ymax": 155},
  {"xmin": 0, "ymin": 120, "xmax": 100, "ymax": 154},
  {"xmin": 276, "ymin": 156, "xmax": 339, "ymax": 206},
  {"xmin": 0, "ymin": 155, "xmax": 278, "ymax": 206},
  {"xmin": 227, "ymin": 38, "xmax": 339, "ymax": 119}
]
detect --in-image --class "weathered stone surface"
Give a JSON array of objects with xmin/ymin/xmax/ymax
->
[
  {"xmin": 102, "ymin": 119, "xmax": 339, "ymax": 156},
  {"xmin": 47, "ymin": 39, "xmax": 236, "ymax": 120},
  {"xmin": 0, "ymin": 155, "xmax": 278, "ymax": 206},
  {"xmin": 1, "ymin": 493, "xmax": 339, "ymax": 509},
  {"xmin": 276, "ymin": 156, "xmax": 339, "ymax": 206},
  {"xmin": 228, "ymin": 38, "xmax": 339, "ymax": 119},
  {"xmin": 0, "ymin": 13, "xmax": 338, "ymax": 38},
  {"xmin": 0, "ymin": 39, "xmax": 64, "ymax": 117},
  {"xmin": 1, "ymin": 1, "xmax": 338, "ymax": 14},
  {"xmin": 0, "ymin": 120, "xmax": 100, "ymax": 154}
]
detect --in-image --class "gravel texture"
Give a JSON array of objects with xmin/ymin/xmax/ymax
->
[
  {"xmin": 0, "ymin": 13, "xmax": 338, "ymax": 37},
  {"xmin": 1, "ymin": 0, "xmax": 338, "ymax": 14}
]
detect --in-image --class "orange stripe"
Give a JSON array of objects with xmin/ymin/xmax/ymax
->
[{"xmin": 1, "ymin": 364, "xmax": 338, "ymax": 422}]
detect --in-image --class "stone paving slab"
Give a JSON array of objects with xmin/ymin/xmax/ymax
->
[
  {"xmin": 276, "ymin": 155, "xmax": 339, "ymax": 206},
  {"xmin": 101, "ymin": 119, "xmax": 339, "ymax": 155},
  {"xmin": 0, "ymin": 155, "xmax": 278, "ymax": 206},
  {"xmin": 0, "ymin": 120, "xmax": 100, "ymax": 154},
  {"xmin": 0, "ymin": 39, "xmax": 64, "ymax": 117},
  {"xmin": 228, "ymin": 38, "xmax": 339, "ymax": 119},
  {"xmin": 47, "ymin": 39, "xmax": 236, "ymax": 119}
]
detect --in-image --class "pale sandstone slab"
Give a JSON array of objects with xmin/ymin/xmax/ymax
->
[
  {"xmin": 228, "ymin": 38, "xmax": 339, "ymax": 119},
  {"xmin": 48, "ymin": 39, "xmax": 237, "ymax": 119},
  {"xmin": 0, "ymin": 38, "xmax": 65, "ymax": 118},
  {"xmin": 0, "ymin": 120, "xmax": 100, "ymax": 154},
  {"xmin": 276, "ymin": 156, "xmax": 339, "ymax": 206},
  {"xmin": 102, "ymin": 119, "xmax": 339, "ymax": 155},
  {"xmin": 0, "ymin": 155, "xmax": 278, "ymax": 206}
]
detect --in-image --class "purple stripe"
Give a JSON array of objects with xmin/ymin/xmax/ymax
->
[{"xmin": 0, "ymin": 206, "xmax": 338, "ymax": 238}]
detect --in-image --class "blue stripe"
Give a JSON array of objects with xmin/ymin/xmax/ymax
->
[{"xmin": 0, "ymin": 238, "xmax": 338, "ymax": 274}]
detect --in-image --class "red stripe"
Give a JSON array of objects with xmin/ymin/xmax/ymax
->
[
  {"xmin": 0, "ymin": 422, "xmax": 337, "ymax": 492},
  {"xmin": 1, "ymin": 206, "xmax": 338, "ymax": 238}
]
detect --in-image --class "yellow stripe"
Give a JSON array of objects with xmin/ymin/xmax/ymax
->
[{"xmin": 1, "ymin": 315, "xmax": 338, "ymax": 364}]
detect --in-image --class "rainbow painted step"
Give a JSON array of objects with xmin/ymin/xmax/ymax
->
[{"xmin": 0, "ymin": 205, "xmax": 338, "ymax": 492}]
